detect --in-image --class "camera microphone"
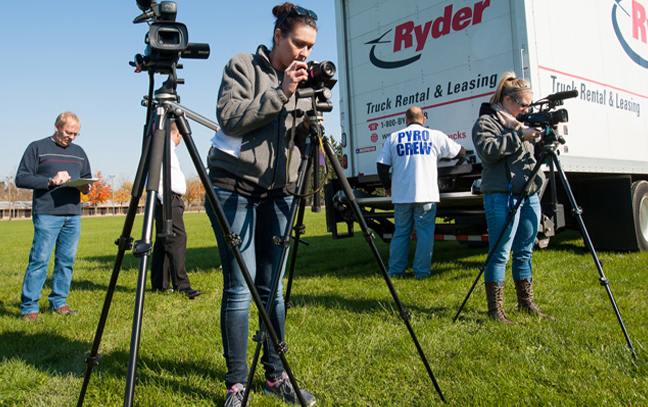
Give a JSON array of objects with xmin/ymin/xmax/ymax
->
[
  {"xmin": 546, "ymin": 90, "xmax": 578, "ymax": 102},
  {"xmin": 529, "ymin": 89, "xmax": 579, "ymax": 107}
]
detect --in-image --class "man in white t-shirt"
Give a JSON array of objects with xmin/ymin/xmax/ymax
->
[{"xmin": 376, "ymin": 106, "xmax": 465, "ymax": 279}]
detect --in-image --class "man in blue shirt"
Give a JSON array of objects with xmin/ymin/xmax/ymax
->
[{"xmin": 15, "ymin": 112, "xmax": 92, "ymax": 322}]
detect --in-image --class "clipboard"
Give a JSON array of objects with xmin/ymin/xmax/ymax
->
[{"xmin": 60, "ymin": 178, "xmax": 99, "ymax": 187}]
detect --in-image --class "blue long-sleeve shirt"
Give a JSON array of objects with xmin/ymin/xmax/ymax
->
[{"xmin": 15, "ymin": 137, "xmax": 91, "ymax": 216}]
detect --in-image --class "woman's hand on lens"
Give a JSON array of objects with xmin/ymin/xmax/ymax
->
[{"xmin": 282, "ymin": 60, "xmax": 309, "ymax": 98}]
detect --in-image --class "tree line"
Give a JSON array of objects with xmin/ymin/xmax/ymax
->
[
  {"xmin": 1, "ymin": 171, "xmax": 206, "ymax": 209},
  {"xmin": 1, "ymin": 138, "xmax": 343, "ymax": 209}
]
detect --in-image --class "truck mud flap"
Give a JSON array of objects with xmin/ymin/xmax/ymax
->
[{"xmin": 568, "ymin": 176, "xmax": 638, "ymax": 251}]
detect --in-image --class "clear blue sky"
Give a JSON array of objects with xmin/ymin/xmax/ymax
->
[{"xmin": 0, "ymin": 0, "xmax": 340, "ymax": 187}]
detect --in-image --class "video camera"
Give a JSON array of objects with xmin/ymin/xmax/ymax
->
[
  {"xmin": 131, "ymin": 0, "xmax": 209, "ymax": 74},
  {"xmin": 296, "ymin": 61, "xmax": 337, "ymax": 112},
  {"xmin": 517, "ymin": 90, "xmax": 577, "ymax": 127},
  {"xmin": 517, "ymin": 108, "xmax": 569, "ymax": 128},
  {"xmin": 517, "ymin": 90, "xmax": 578, "ymax": 144}
]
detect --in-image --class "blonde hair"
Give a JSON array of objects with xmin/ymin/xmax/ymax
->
[
  {"xmin": 54, "ymin": 112, "xmax": 80, "ymax": 128},
  {"xmin": 489, "ymin": 72, "xmax": 530, "ymax": 105}
]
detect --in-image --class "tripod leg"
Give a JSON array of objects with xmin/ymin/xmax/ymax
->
[
  {"xmin": 551, "ymin": 154, "xmax": 636, "ymax": 357},
  {"xmin": 242, "ymin": 132, "xmax": 317, "ymax": 406},
  {"xmin": 175, "ymin": 111, "xmax": 310, "ymax": 407},
  {"xmin": 284, "ymin": 137, "xmax": 317, "ymax": 312},
  {"xmin": 284, "ymin": 190, "xmax": 310, "ymax": 312},
  {"xmin": 452, "ymin": 267, "xmax": 485, "ymax": 323},
  {"xmin": 77, "ymin": 116, "xmax": 155, "ymax": 407},
  {"xmin": 124, "ymin": 192, "xmax": 158, "ymax": 407},
  {"xmin": 321, "ymin": 134, "xmax": 446, "ymax": 403},
  {"xmin": 123, "ymin": 106, "xmax": 171, "ymax": 407}
]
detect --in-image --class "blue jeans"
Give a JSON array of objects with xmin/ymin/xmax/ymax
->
[
  {"xmin": 21, "ymin": 214, "xmax": 81, "ymax": 314},
  {"xmin": 389, "ymin": 202, "xmax": 437, "ymax": 278},
  {"xmin": 205, "ymin": 187, "xmax": 293, "ymax": 388},
  {"xmin": 483, "ymin": 193, "xmax": 541, "ymax": 284}
]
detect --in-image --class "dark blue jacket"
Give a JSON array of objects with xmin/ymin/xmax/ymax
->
[{"xmin": 15, "ymin": 137, "xmax": 91, "ymax": 216}]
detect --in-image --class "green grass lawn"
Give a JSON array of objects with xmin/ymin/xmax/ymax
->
[{"xmin": 0, "ymin": 212, "xmax": 646, "ymax": 406}]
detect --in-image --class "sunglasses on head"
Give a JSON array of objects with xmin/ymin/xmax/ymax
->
[{"xmin": 275, "ymin": 6, "xmax": 318, "ymax": 29}]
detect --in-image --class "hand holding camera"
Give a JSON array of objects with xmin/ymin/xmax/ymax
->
[{"xmin": 282, "ymin": 60, "xmax": 310, "ymax": 98}]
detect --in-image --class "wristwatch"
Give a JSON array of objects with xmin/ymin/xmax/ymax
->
[{"xmin": 48, "ymin": 177, "xmax": 55, "ymax": 187}]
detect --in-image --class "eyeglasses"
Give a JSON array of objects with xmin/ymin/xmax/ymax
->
[
  {"xmin": 509, "ymin": 95, "xmax": 530, "ymax": 109},
  {"xmin": 63, "ymin": 129, "xmax": 80, "ymax": 138},
  {"xmin": 275, "ymin": 6, "xmax": 318, "ymax": 29}
]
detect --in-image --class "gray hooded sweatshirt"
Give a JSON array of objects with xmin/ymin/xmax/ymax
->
[
  {"xmin": 472, "ymin": 103, "xmax": 545, "ymax": 195},
  {"xmin": 210, "ymin": 45, "xmax": 310, "ymax": 191}
]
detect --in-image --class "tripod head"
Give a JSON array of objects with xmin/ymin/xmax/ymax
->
[
  {"xmin": 153, "ymin": 69, "xmax": 180, "ymax": 103},
  {"xmin": 295, "ymin": 60, "xmax": 337, "ymax": 113}
]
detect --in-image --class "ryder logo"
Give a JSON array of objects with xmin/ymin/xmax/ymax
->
[
  {"xmin": 612, "ymin": 0, "xmax": 648, "ymax": 68},
  {"xmin": 366, "ymin": 0, "xmax": 491, "ymax": 69}
]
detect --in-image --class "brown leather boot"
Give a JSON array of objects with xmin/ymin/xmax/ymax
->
[
  {"xmin": 514, "ymin": 278, "xmax": 555, "ymax": 321},
  {"xmin": 485, "ymin": 281, "xmax": 515, "ymax": 325}
]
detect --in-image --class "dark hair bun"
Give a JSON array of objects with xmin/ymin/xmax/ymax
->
[{"xmin": 273, "ymin": 3, "xmax": 295, "ymax": 18}]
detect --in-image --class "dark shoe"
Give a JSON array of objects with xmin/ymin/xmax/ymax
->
[
  {"xmin": 179, "ymin": 288, "xmax": 201, "ymax": 299},
  {"xmin": 21, "ymin": 313, "xmax": 39, "ymax": 322},
  {"xmin": 265, "ymin": 372, "xmax": 316, "ymax": 406},
  {"xmin": 515, "ymin": 278, "xmax": 555, "ymax": 321},
  {"xmin": 224, "ymin": 383, "xmax": 246, "ymax": 407},
  {"xmin": 485, "ymin": 281, "xmax": 515, "ymax": 325},
  {"xmin": 53, "ymin": 305, "xmax": 78, "ymax": 316}
]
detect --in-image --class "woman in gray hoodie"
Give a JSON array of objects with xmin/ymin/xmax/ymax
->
[
  {"xmin": 472, "ymin": 72, "xmax": 554, "ymax": 325},
  {"xmin": 205, "ymin": 3, "xmax": 317, "ymax": 407}
]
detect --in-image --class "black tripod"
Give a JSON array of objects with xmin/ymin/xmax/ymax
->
[
  {"xmin": 240, "ymin": 91, "xmax": 446, "ymax": 405},
  {"xmin": 452, "ymin": 126, "xmax": 636, "ymax": 358},
  {"xmin": 77, "ymin": 66, "xmax": 310, "ymax": 407}
]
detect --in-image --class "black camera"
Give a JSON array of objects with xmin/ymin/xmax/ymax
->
[
  {"xmin": 517, "ymin": 89, "xmax": 578, "ymax": 127},
  {"xmin": 131, "ymin": 0, "xmax": 209, "ymax": 74},
  {"xmin": 517, "ymin": 108, "xmax": 568, "ymax": 127},
  {"xmin": 296, "ymin": 61, "xmax": 337, "ymax": 112},
  {"xmin": 517, "ymin": 90, "xmax": 578, "ymax": 145},
  {"xmin": 300, "ymin": 61, "xmax": 337, "ymax": 89}
]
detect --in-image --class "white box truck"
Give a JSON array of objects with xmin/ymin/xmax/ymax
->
[{"xmin": 324, "ymin": 0, "xmax": 648, "ymax": 250}]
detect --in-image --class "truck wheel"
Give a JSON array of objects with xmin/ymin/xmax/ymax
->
[{"xmin": 631, "ymin": 180, "xmax": 648, "ymax": 251}]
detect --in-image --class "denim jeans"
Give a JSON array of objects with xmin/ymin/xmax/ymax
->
[
  {"xmin": 483, "ymin": 193, "xmax": 540, "ymax": 284},
  {"xmin": 388, "ymin": 202, "xmax": 437, "ymax": 278},
  {"xmin": 205, "ymin": 187, "xmax": 293, "ymax": 388},
  {"xmin": 21, "ymin": 214, "xmax": 81, "ymax": 314}
]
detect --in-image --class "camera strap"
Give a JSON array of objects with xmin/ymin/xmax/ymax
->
[{"xmin": 504, "ymin": 161, "xmax": 514, "ymax": 214}]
